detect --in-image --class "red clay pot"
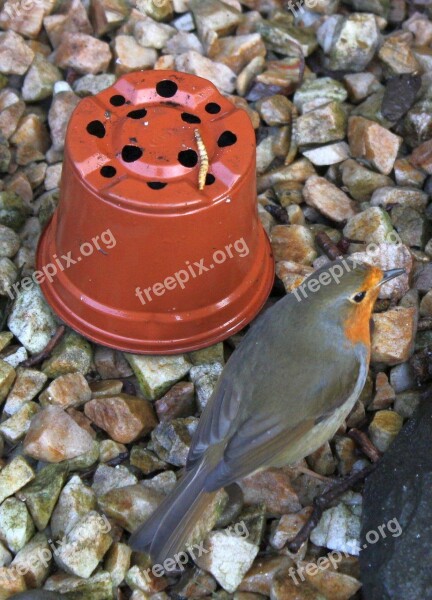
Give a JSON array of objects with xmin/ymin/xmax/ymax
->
[{"xmin": 37, "ymin": 70, "xmax": 274, "ymax": 354}]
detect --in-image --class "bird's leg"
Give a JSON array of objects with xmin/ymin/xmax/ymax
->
[
  {"xmin": 287, "ymin": 463, "xmax": 378, "ymax": 553},
  {"xmin": 294, "ymin": 465, "xmax": 333, "ymax": 483}
]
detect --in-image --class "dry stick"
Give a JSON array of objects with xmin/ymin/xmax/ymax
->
[
  {"xmin": 20, "ymin": 325, "xmax": 66, "ymax": 368},
  {"xmin": 348, "ymin": 428, "xmax": 382, "ymax": 463},
  {"xmin": 287, "ymin": 463, "xmax": 378, "ymax": 553},
  {"xmin": 315, "ymin": 231, "xmax": 343, "ymax": 260}
]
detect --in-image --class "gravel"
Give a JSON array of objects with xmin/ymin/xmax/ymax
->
[{"xmin": 0, "ymin": 0, "xmax": 429, "ymax": 598}]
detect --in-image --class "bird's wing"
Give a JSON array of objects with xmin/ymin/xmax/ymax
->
[{"xmin": 187, "ymin": 294, "xmax": 366, "ymax": 482}]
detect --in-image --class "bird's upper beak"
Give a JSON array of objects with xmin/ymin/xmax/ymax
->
[{"xmin": 378, "ymin": 268, "xmax": 406, "ymax": 286}]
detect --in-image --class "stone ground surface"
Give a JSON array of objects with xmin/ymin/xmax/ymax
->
[{"xmin": 0, "ymin": 0, "xmax": 430, "ymax": 598}]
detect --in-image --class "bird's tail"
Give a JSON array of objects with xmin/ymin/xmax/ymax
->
[{"xmin": 129, "ymin": 461, "xmax": 216, "ymax": 565}]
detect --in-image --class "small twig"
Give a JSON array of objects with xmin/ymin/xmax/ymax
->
[
  {"xmin": 287, "ymin": 463, "xmax": 377, "ymax": 553},
  {"xmin": 295, "ymin": 465, "xmax": 333, "ymax": 483},
  {"xmin": 264, "ymin": 204, "xmax": 289, "ymax": 224},
  {"xmin": 348, "ymin": 428, "xmax": 382, "ymax": 463},
  {"xmin": 316, "ymin": 232, "xmax": 343, "ymax": 260},
  {"xmin": 418, "ymin": 318, "xmax": 432, "ymax": 331},
  {"xmin": 20, "ymin": 325, "xmax": 65, "ymax": 367},
  {"xmin": 194, "ymin": 129, "xmax": 209, "ymax": 191}
]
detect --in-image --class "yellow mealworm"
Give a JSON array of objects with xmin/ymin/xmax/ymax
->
[{"xmin": 194, "ymin": 128, "xmax": 209, "ymax": 191}]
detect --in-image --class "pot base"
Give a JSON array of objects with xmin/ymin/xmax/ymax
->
[{"xmin": 37, "ymin": 214, "xmax": 274, "ymax": 354}]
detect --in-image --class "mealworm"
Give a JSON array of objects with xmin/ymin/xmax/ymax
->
[{"xmin": 194, "ymin": 128, "xmax": 209, "ymax": 191}]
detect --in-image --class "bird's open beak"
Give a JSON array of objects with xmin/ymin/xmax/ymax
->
[{"xmin": 378, "ymin": 268, "xmax": 406, "ymax": 286}]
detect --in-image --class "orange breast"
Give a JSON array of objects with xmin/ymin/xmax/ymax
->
[{"xmin": 344, "ymin": 267, "xmax": 382, "ymax": 347}]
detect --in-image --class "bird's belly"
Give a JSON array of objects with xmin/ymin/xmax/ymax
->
[{"xmin": 272, "ymin": 395, "xmax": 358, "ymax": 468}]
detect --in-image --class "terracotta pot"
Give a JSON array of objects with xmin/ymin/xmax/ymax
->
[{"xmin": 37, "ymin": 70, "xmax": 274, "ymax": 353}]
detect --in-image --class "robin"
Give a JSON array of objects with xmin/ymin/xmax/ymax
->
[{"xmin": 129, "ymin": 258, "xmax": 405, "ymax": 565}]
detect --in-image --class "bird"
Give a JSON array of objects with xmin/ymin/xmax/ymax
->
[{"xmin": 129, "ymin": 258, "xmax": 405, "ymax": 565}]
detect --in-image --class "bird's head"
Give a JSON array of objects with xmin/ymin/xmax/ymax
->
[{"xmin": 299, "ymin": 258, "xmax": 405, "ymax": 347}]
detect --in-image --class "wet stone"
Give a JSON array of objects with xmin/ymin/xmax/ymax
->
[
  {"xmin": 40, "ymin": 372, "xmax": 91, "ymax": 409},
  {"xmin": 16, "ymin": 463, "xmax": 68, "ymax": 531},
  {"xmin": 151, "ymin": 416, "xmax": 198, "ymax": 466},
  {"xmin": 0, "ymin": 497, "xmax": 35, "ymax": 553},
  {"xmin": 91, "ymin": 463, "xmax": 138, "ymax": 497},
  {"xmin": 125, "ymin": 353, "xmax": 192, "ymax": 400},
  {"xmin": 369, "ymin": 410, "xmax": 403, "ymax": 452},
  {"xmin": 42, "ymin": 332, "xmax": 93, "ymax": 378},
  {"xmin": 0, "ymin": 456, "xmax": 34, "ymax": 505},
  {"xmin": 189, "ymin": 362, "xmax": 223, "ymax": 410},
  {"xmin": 23, "ymin": 405, "xmax": 94, "ymax": 463},
  {"xmin": 84, "ymin": 394, "xmax": 158, "ymax": 444},
  {"xmin": 155, "ymin": 381, "xmax": 196, "ymax": 422},
  {"xmin": 50, "ymin": 475, "xmax": 96, "ymax": 540},
  {"xmin": 97, "ymin": 484, "xmax": 164, "ymax": 532}
]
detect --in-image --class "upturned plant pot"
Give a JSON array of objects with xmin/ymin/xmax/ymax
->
[{"xmin": 37, "ymin": 70, "xmax": 274, "ymax": 354}]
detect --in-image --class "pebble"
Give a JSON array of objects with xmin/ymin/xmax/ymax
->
[
  {"xmin": 4, "ymin": 368, "xmax": 47, "ymax": 416},
  {"xmin": 50, "ymin": 475, "xmax": 96, "ymax": 540},
  {"xmin": 344, "ymin": 72, "xmax": 382, "ymax": 103},
  {"xmin": 72, "ymin": 72, "xmax": 116, "ymax": 96},
  {"xmin": 343, "ymin": 207, "xmax": 395, "ymax": 245},
  {"xmin": 390, "ymin": 362, "xmax": 416, "ymax": 394},
  {"xmin": 91, "ymin": 464, "xmax": 138, "ymax": 497},
  {"xmin": 48, "ymin": 90, "xmax": 80, "ymax": 152},
  {"xmin": 0, "ymin": 31, "xmax": 34, "ymax": 75},
  {"xmin": 318, "ymin": 13, "xmax": 380, "ymax": 71},
  {"xmin": 0, "ymin": 225, "xmax": 20, "ymax": 258},
  {"xmin": 23, "ymin": 405, "xmax": 95, "ymax": 463},
  {"xmin": 341, "ymin": 159, "xmax": 394, "ymax": 202},
  {"xmin": 189, "ymin": 362, "xmax": 223, "ymax": 410},
  {"xmin": 22, "ymin": 54, "xmax": 62, "ymax": 102},
  {"xmin": 294, "ymin": 77, "xmax": 348, "ymax": 113},
  {"xmin": 134, "ymin": 15, "xmax": 175, "ymax": 49},
  {"xmin": 125, "ymin": 353, "xmax": 192, "ymax": 400},
  {"xmin": 238, "ymin": 467, "xmax": 301, "ymax": 516},
  {"xmin": 371, "ymin": 307, "xmax": 417, "ymax": 365},
  {"xmin": 175, "ymin": 51, "xmax": 237, "ymax": 93},
  {"xmin": 297, "ymin": 101, "xmax": 347, "ymax": 146},
  {"xmin": 114, "ymin": 35, "xmax": 157, "ymax": 74},
  {"xmin": 0, "ymin": 456, "xmax": 34, "ymax": 505},
  {"xmin": 302, "ymin": 141, "xmax": 350, "ymax": 166},
  {"xmin": 16, "ymin": 463, "xmax": 68, "ymax": 531},
  {"xmin": 7, "ymin": 283, "xmax": 56, "ymax": 355},
  {"xmin": 348, "ymin": 116, "xmax": 402, "ymax": 175},
  {"xmin": 238, "ymin": 555, "xmax": 292, "ymax": 595},
  {"xmin": 97, "ymin": 484, "xmax": 164, "ymax": 532},
  {"xmin": 155, "ymin": 381, "xmax": 196, "ymax": 421},
  {"xmin": 369, "ymin": 372, "xmax": 396, "ymax": 411},
  {"xmin": 310, "ymin": 493, "xmax": 362, "ymax": 555},
  {"xmin": 55, "ymin": 32, "xmax": 112, "ymax": 74},
  {"xmin": 84, "ymin": 393, "xmax": 158, "ymax": 444},
  {"xmin": 195, "ymin": 530, "xmax": 259, "ymax": 593},
  {"xmin": 104, "ymin": 541, "xmax": 131, "ymax": 588},
  {"xmin": 130, "ymin": 446, "xmax": 167, "ymax": 474},
  {"xmin": 44, "ymin": 570, "xmax": 113, "ymax": 597},
  {"xmin": 42, "ymin": 331, "xmax": 92, "ymax": 377},
  {"xmin": 0, "ymin": 359, "xmax": 15, "ymax": 403},
  {"xmin": 368, "ymin": 410, "xmax": 403, "ymax": 452},
  {"xmin": 95, "ymin": 346, "xmax": 132, "ymax": 379},
  {"xmin": 40, "ymin": 372, "xmax": 91, "ymax": 409},
  {"xmin": 306, "ymin": 441, "xmax": 336, "ymax": 476},
  {"xmin": 303, "ymin": 175, "xmax": 356, "ymax": 223},
  {"xmin": 334, "ymin": 436, "xmax": 357, "ymax": 476},
  {"xmin": 0, "ymin": 498, "xmax": 35, "ymax": 553},
  {"xmin": 11, "ymin": 533, "xmax": 51, "ymax": 588},
  {"xmin": 256, "ymin": 94, "xmax": 293, "ymax": 126},
  {"xmin": 0, "ymin": 401, "xmax": 39, "ymax": 444},
  {"xmin": 99, "ymin": 439, "xmax": 127, "ymax": 463},
  {"xmin": 271, "ymin": 225, "xmax": 317, "ymax": 264},
  {"xmin": 54, "ymin": 511, "xmax": 112, "ymax": 578},
  {"xmin": 151, "ymin": 416, "xmax": 198, "ymax": 466}
]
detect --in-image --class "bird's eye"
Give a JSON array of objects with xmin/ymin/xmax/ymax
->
[{"xmin": 352, "ymin": 291, "xmax": 366, "ymax": 303}]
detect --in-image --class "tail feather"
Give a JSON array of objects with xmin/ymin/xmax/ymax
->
[{"xmin": 129, "ymin": 462, "xmax": 215, "ymax": 565}]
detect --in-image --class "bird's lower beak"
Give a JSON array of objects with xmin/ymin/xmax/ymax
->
[{"xmin": 378, "ymin": 268, "xmax": 406, "ymax": 286}]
